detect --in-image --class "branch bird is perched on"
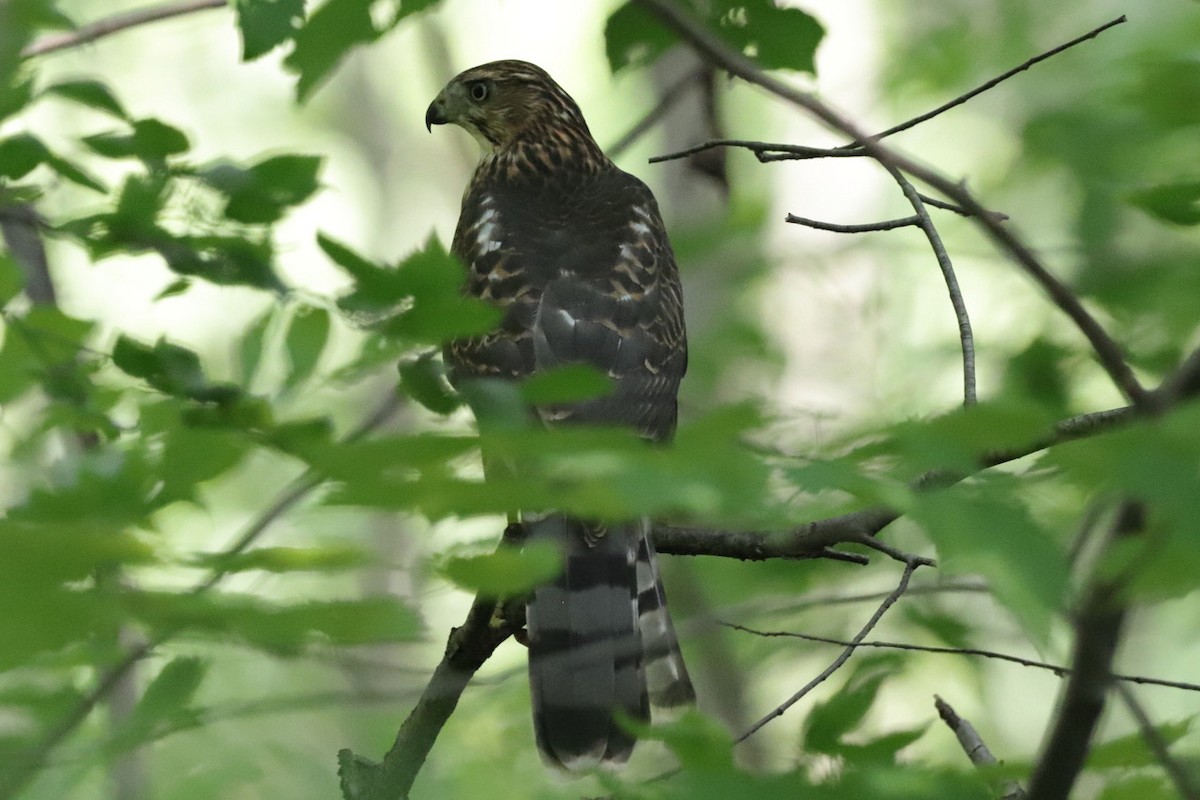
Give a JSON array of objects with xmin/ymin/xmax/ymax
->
[{"xmin": 426, "ymin": 60, "xmax": 694, "ymax": 769}]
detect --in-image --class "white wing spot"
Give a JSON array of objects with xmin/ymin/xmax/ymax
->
[
  {"xmin": 632, "ymin": 206, "xmax": 654, "ymax": 222},
  {"xmin": 629, "ymin": 221, "xmax": 651, "ymax": 235}
]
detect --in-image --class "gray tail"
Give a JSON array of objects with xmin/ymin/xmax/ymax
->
[{"xmin": 526, "ymin": 516, "xmax": 693, "ymax": 770}]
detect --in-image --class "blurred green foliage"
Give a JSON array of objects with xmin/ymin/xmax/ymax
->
[{"xmin": 0, "ymin": 1, "xmax": 1197, "ymax": 799}]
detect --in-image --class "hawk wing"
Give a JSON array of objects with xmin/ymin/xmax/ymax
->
[{"xmin": 446, "ymin": 169, "xmax": 686, "ymax": 442}]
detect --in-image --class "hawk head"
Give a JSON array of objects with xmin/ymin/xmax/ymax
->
[{"xmin": 426, "ymin": 60, "xmax": 596, "ymax": 155}]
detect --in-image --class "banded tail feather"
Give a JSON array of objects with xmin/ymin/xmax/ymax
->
[{"xmin": 526, "ymin": 515, "xmax": 694, "ymax": 769}]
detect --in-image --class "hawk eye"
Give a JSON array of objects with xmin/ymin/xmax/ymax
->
[{"xmin": 468, "ymin": 81, "xmax": 489, "ymax": 102}]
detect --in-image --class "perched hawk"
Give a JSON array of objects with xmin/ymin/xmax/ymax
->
[{"xmin": 426, "ymin": 60, "xmax": 694, "ymax": 769}]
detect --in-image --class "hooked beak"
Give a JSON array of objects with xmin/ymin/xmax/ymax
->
[{"xmin": 425, "ymin": 97, "xmax": 448, "ymax": 132}]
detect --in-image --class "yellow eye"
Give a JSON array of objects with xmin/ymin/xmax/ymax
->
[{"xmin": 468, "ymin": 81, "xmax": 489, "ymax": 102}]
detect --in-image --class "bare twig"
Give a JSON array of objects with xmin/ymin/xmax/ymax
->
[
  {"xmin": 785, "ymin": 213, "xmax": 919, "ymax": 233},
  {"xmin": 884, "ymin": 165, "xmax": 976, "ymax": 404},
  {"xmin": 917, "ymin": 193, "xmax": 1008, "ymax": 221},
  {"xmin": 1115, "ymin": 683, "xmax": 1200, "ymax": 800},
  {"xmin": 650, "ymin": 138, "xmax": 862, "ymax": 164},
  {"xmin": 735, "ymin": 558, "xmax": 924, "ymax": 743},
  {"xmin": 936, "ymin": 696, "xmax": 1027, "ymax": 800},
  {"xmin": 635, "ymin": 0, "xmax": 1150, "ymax": 409},
  {"xmin": 719, "ymin": 624, "xmax": 1200, "ymax": 695},
  {"xmin": 338, "ymin": 527, "xmax": 526, "ymax": 800},
  {"xmin": 843, "ymin": 16, "xmax": 1127, "ymax": 148},
  {"xmin": 22, "ymin": 0, "xmax": 226, "ymax": 58}
]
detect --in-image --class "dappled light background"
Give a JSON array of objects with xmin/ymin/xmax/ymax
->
[{"xmin": 6, "ymin": 0, "xmax": 1200, "ymax": 798}]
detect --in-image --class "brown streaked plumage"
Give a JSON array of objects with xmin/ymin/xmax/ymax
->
[{"xmin": 427, "ymin": 60, "xmax": 693, "ymax": 770}]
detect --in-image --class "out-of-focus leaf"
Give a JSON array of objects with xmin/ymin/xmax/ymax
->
[
  {"xmin": 1129, "ymin": 181, "xmax": 1200, "ymax": 226},
  {"xmin": 398, "ymin": 352, "xmax": 461, "ymax": 415},
  {"xmin": 283, "ymin": 306, "xmax": 330, "ymax": 388},
  {"xmin": 1128, "ymin": 58, "xmax": 1200, "ymax": 128},
  {"xmin": 605, "ymin": 0, "xmax": 823, "ymax": 74},
  {"xmin": 126, "ymin": 592, "xmax": 422, "ymax": 653},
  {"xmin": 520, "ymin": 364, "xmax": 614, "ymax": 405},
  {"xmin": 82, "ymin": 118, "xmax": 189, "ymax": 161},
  {"xmin": 284, "ymin": 0, "xmax": 438, "ymax": 101},
  {"xmin": 1097, "ymin": 774, "xmax": 1176, "ymax": 800},
  {"xmin": 906, "ymin": 478, "xmax": 1067, "ymax": 646},
  {"xmin": 901, "ymin": 606, "xmax": 973, "ymax": 651},
  {"xmin": 235, "ymin": 0, "xmax": 305, "ymax": 60},
  {"xmin": 327, "ymin": 234, "xmax": 500, "ymax": 343},
  {"xmin": 0, "ymin": 76, "xmax": 34, "ymax": 123},
  {"xmin": 124, "ymin": 657, "xmax": 206, "ymax": 735},
  {"xmin": 42, "ymin": 78, "xmax": 127, "ymax": 118},
  {"xmin": 438, "ymin": 541, "xmax": 561, "ymax": 595},
  {"xmin": 190, "ymin": 545, "xmax": 368, "ymax": 574},
  {"xmin": 0, "ymin": 133, "xmax": 47, "ymax": 179},
  {"xmin": 239, "ymin": 307, "xmax": 273, "ymax": 386},
  {"xmin": 1088, "ymin": 718, "xmax": 1192, "ymax": 770},
  {"xmin": 200, "ymin": 154, "xmax": 323, "ymax": 224},
  {"xmin": 112, "ymin": 335, "xmax": 240, "ymax": 404},
  {"xmin": 160, "ymin": 424, "xmax": 253, "ymax": 504},
  {"xmin": 803, "ymin": 655, "xmax": 900, "ymax": 755},
  {"xmin": 0, "ymin": 254, "xmax": 23, "ymax": 306}
]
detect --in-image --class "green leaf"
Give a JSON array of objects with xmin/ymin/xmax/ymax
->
[
  {"xmin": 1097, "ymin": 775, "xmax": 1176, "ymax": 800},
  {"xmin": 43, "ymin": 151, "xmax": 105, "ymax": 192},
  {"xmin": 283, "ymin": 306, "xmax": 330, "ymax": 388},
  {"xmin": 127, "ymin": 592, "xmax": 422, "ymax": 653},
  {"xmin": 438, "ymin": 541, "xmax": 562, "ymax": 595},
  {"xmin": 239, "ymin": 308, "xmax": 272, "ymax": 386},
  {"xmin": 200, "ymin": 154, "xmax": 323, "ymax": 224},
  {"xmin": 398, "ymin": 352, "xmax": 461, "ymax": 415},
  {"xmin": 190, "ymin": 545, "xmax": 367, "ymax": 574},
  {"xmin": 1129, "ymin": 181, "xmax": 1200, "ymax": 226},
  {"xmin": 0, "ymin": 254, "xmax": 24, "ymax": 307},
  {"xmin": 129, "ymin": 657, "xmax": 206, "ymax": 731},
  {"xmin": 519, "ymin": 364, "xmax": 614, "ymax": 405},
  {"xmin": 605, "ymin": 2, "xmax": 678, "ymax": 73},
  {"xmin": 803, "ymin": 656, "xmax": 899, "ymax": 754},
  {"xmin": 0, "ymin": 133, "xmax": 48, "ymax": 179},
  {"xmin": 0, "ymin": 75, "xmax": 34, "ymax": 124},
  {"xmin": 82, "ymin": 118, "xmax": 189, "ymax": 161},
  {"xmin": 112, "ymin": 335, "xmax": 240, "ymax": 404},
  {"xmin": 1088, "ymin": 718, "xmax": 1192, "ymax": 769},
  {"xmin": 284, "ymin": 0, "xmax": 439, "ymax": 100},
  {"xmin": 605, "ymin": 0, "xmax": 824, "ymax": 75},
  {"xmin": 42, "ymin": 78, "xmax": 127, "ymax": 118},
  {"xmin": 327, "ymin": 234, "xmax": 500, "ymax": 343},
  {"xmin": 906, "ymin": 479, "xmax": 1067, "ymax": 645},
  {"xmin": 159, "ymin": 423, "xmax": 253, "ymax": 504},
  {"xmin": 235, "ymin": 0, "xmax": 305, "ymax": 60}
]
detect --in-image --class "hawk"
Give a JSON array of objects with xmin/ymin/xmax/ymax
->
[{"xmin": 426, "ymin": 60, "xmax": 694, "ymax": 769}]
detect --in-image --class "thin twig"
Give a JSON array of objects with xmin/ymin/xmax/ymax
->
[
  {"xmin": 22, "ymin": 0, "xmax": 227, "ymax": 58},
  {"xmin": 735, "ymin": 558, "xmax": 924, "ymax": 743},
  {"xmin": 1115, "ymin": 683, "xmax": 1200, "ymax": 800},
  {"xmin": 842, "ymin": 16, "xmax": 1128, "ymax": 148},
  {"xmin": 635, "ymin": 0, "xmax": 1150, "ymax": 410},
  {"xmin": 650, "ymin": 138, "xmax": 861, "ymax": 164},
  {"xmin": 609, "ymin": 68, "xmax": 707, "ymax": 158},
  {"xmin": 918, "ymin": 193, "xmax": 1009, "ymax": 222},
  {"xmin": 719, "ymin": 624, "xmax": 1200, "ymax": 694},
  {"xmin": 884, "ymin": 166, "xmax": 976, "ymax": 404},
  {"xmin": 785, "ymin": 213, "xmax": 919, "ymax": 233},
  {"xmin": 935, "ymin": 696, "xmax": 1028, "ymax": 800}
]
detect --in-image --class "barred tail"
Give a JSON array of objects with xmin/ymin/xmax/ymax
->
[{"xmin": 526, "ymin": 517, "xmax": 693, "ymax": 770}]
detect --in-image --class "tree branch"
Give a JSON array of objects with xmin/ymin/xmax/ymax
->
[
  {"xmin": 841, "ymin": 16, "xmax": 1127, "ymax": 148},
  {"xmin": 1115, "ymin": 683, "xmax": 1200, "ymax": 800},
  {"xmin": 608, "ymin": 67, "xmax": 707, "ymax": 158},
  {"xmin": 735, "ymin": 557, "xmax": 925, "ymax": 743},
  {"xmin": 22, "ymin": 0, "xmax": 226, "ymax": 58},
  {"xmin": 935, "ymin": 696, "xmax": 1027, "ymax": 800},
  {"xmin": 785, "ymin": 213, "xmax": 919, "ymax": 233},
  {"xmin": 719, "ymin": 624, "xmax": 1200, "ymax": 695},
  {"xmin": 635, "ymin": 0, "xmax": 1150, "ymax": 410}
]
